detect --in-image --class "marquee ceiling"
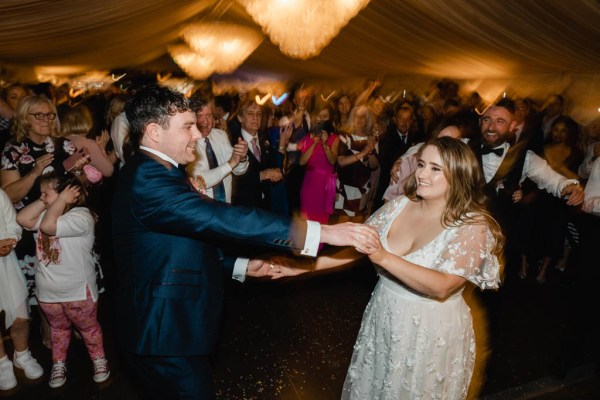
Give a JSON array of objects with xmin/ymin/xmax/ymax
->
[{"xmin": 1, "ymin": 0, "xmax": 600, "ymax": 123}]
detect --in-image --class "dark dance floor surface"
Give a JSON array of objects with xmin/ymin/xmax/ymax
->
[{"xmin": 2, "ymin": 251, "xmax": 599, "ymax": 399}]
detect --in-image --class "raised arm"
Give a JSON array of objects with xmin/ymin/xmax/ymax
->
[
  {"xmin": 16, "ymin": 199, "xmax": 46, "ymax": 230},
  {"xmin": 39, "ymin": 185, "xmax": 80, "ymax": 235}
]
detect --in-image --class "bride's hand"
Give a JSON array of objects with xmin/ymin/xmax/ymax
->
[{"xmin": 268, "ymin": 256, "xmax": 313, "ymax": 277}]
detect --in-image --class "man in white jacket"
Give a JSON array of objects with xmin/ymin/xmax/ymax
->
[{"xmin": 188, "ymin": 97, "xmax": 249, "ymax": 203}]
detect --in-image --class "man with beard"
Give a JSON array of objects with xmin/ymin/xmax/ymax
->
[
  {"xmin": 470, "ymin": 98, "xmax": 584, "ymax": 332},
  {"xmin": 471, "ymin": 98, "xmax": 583, "ymax": 250}
]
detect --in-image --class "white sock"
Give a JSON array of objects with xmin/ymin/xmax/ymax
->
[
  {"xmin": 14, "ymin": 348, "xmax": 29, "ymax": 358},
  {"xmin": 0, "ymin": 355, "xmax": 8, "ymax": 363}
]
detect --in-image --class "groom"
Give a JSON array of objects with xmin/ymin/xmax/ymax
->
[{"xmin": 111, "ymin": 85, "xmax": 376, "ymax": 399}]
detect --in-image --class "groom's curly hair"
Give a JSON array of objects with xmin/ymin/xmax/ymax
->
[{"xmin": 123, "ymin": 84, "xmax": 192, "ymax": 161}]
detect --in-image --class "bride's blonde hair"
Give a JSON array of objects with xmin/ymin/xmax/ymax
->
[{"xmin": 404, "ymin": 137, "xmax": 504, "ymax": 259}]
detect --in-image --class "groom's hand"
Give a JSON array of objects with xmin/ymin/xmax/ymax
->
[{"xmin": 320, "ymin": 222, "xmax": 380, "ymax": 251}]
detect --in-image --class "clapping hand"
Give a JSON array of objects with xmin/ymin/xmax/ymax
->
[
  {"xmin": 230, "ymin": 137, "xmax": 249, "ymax": 165},
  {"xmin": 279, "ymin": 123, "xmax": 293, "ymax": 146},
  {"xmin": 512, "ymin": 188, "xmax": 523, "ymax": 203},
  {"xmin": 95, "ymin": 129, "xmax": 110, "ymax": 153},
  {"xmin": 390, "ymin": 158, "xmax": 403, "ymax": 184},
  {"xmin": 32, "ymin": 153, "xmax": 55, "ymax": 177}
]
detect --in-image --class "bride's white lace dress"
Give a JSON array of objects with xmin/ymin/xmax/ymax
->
[{"xmin": 341, "ymin": 196, "xmax": 501, "ymax": 400}]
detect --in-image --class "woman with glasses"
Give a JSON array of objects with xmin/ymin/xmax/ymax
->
[{"xmin": 1, "ymin": 95, "xmax": 71, "ymax": 355}]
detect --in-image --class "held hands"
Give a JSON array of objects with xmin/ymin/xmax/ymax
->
[
  {"xmin": 260, "ymin": 168, "xmax": 283, "ymax": 182},
  {"xmin": 561, "ymin": 183, "xmax": 585, "ymax": 206},
  {"xmin": 246, "ymin": 258, "xmax": 306, "ymax": 279},
  {"xmin": 0, "ymin": 238, "xmax": 17, "ymax": 257},
  {"xmin": 320, "ymin": 222, "xmax": 380, "ymax": 252}
]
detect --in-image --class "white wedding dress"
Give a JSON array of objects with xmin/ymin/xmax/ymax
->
[{"xmin": 341, "ymin": 196, "xmax": 501, "ymax": 400}]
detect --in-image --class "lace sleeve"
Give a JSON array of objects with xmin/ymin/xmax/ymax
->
[
  {"xmin": 365, "ymin": 196, "xmax": 406, "ymax": 238},
  {"xmin": 434, "ymin": 222, "xmax": 501, "ymax": 290}
]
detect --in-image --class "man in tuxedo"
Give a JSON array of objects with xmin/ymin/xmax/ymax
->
[
  {"xmin": 111, "ymin": 85, "xmax": 376, "ymax": 399},
  {"xmin": 470, "ymin": 98, "xmax": 584, "ymax": 333},
  {"xmin": 471, "ymin": 98, "xmax": 584, "ymax": 241}
]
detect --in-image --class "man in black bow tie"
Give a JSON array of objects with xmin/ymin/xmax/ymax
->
[
  {"xmin": 471, "ymin": 97, "xmax": 584, "ymax": 327},
  {"xmin": 480, "ymin": 145, "xmax": 504, "ymax": 157},
  {"xmin": 473, "ymin": 98, "xmax": 583, "ymax": 217}
]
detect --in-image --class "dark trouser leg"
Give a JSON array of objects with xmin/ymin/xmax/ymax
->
[{"xmin": 125, "ymin": 353, "xmax": 215, "ymax": 400}]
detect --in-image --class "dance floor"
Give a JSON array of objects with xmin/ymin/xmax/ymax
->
[{"xmin": 1, "ymin": 250, "xmax": 599, "ymax": 399}]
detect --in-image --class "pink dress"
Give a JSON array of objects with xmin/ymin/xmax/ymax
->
[{"xmin": 298, "ymin": 133, "xmax": 338, "ymax": 223}]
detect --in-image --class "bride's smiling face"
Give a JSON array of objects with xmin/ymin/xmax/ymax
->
[{"xmin": 414, "ymin": 145, "xmax": 449, "ymax": 200}]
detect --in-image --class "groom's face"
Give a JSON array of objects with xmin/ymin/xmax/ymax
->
[{"xmin": 157, "ymin": 110, "xmax": 201, "ymax": 165}]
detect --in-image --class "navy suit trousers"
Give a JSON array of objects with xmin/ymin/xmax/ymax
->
[{"xmin": 125, "ymin": 353, "xmax": 215, "ymax": 400}]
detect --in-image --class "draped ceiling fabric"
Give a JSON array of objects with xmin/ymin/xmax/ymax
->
[{"xmin": 1, "ymin": 0, "xmax": 600, "ymax": 124}]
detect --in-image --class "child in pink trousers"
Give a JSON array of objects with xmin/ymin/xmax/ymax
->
[{"xmin": 17, "ymin": 172, "xmax": 109, "ymax": 389}]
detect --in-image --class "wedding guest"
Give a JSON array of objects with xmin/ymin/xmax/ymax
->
[
  {"xmin": 17, "ymin": 172, "xmax": 110, "ymax": 388},
  {"xmin": 0, "ymin": 188, "xmax": 43, "ymax": 390},
  {"xmin": 188, "ymin": 97, "xmax": 249, "ymax": 202}
]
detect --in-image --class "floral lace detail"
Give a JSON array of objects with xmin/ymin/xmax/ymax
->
[
  {"xmin": 366, "ymin": 196, "xmax": 501, "ymax": 290},
  {"xmin": 342, "ymin": 195, "xmax": 500, "ymax": 400}
]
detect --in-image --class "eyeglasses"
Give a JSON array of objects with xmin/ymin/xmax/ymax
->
[
  {"xmin": 197, "ymin": 113, "xmax": 214, "ymax": 120},
  {"xmin": 29, "ymin": 112, "xmax": 56, "ymax": 121}
]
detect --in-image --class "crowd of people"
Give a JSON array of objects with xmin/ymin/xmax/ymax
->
[{"xmin": 0, "ymin": 76, "xmax": 598, "ymax": 399}]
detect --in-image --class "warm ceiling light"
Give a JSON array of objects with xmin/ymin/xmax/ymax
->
[
  {"xmin": 170, "ymin": 22, "xmax": 263, "ymax": 79},
  {"xmin": 237, "ymin": 0, "xmax": 371, "ymax": 59}
]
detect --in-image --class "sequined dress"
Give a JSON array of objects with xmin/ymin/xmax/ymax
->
[{"xmin": 341, "ymin": 196, "xmax": 501, "ymax": 400}]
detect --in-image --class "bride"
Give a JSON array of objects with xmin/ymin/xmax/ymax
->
[{"xmin": 281, "ymin": 136, "xmax": 504, "ymax": 399}]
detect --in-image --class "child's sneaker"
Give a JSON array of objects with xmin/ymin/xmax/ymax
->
[
  {"xmin": 12, "ymin": 350, "xmax": 43, "ymax": 380},
  {"xmin": 49, "ymin": 361, "xmax": 67, "ymax": 388},
  {"xmin": 92, "ymin": 357, "xmax": 110, "ymax": 383},
  {"xmin": 0, "ymin": 356, "xmax": 17, "ymax": 391}
]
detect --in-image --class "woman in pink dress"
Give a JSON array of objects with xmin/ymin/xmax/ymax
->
[{"xmin": 297, "ymin": 108, "xmax": 339, "ymax": 224}]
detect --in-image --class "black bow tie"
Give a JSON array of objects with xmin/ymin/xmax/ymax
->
[{"xmin": 481, "ymin": 146, "xmax": 504, "ymax": 157}]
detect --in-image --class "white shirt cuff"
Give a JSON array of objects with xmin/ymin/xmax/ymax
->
[
  {"xmin": 301, "ymin": 221, "xmax": 321, "ymax": 257},
  {"xmin": 232, "ymin": 257, "xmax": 249, "ymax": 283}
]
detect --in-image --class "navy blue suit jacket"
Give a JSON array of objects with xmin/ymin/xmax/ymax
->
[{"xmin": 112, "ymin": 151, "xmax": 306, "ymax": 356}]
